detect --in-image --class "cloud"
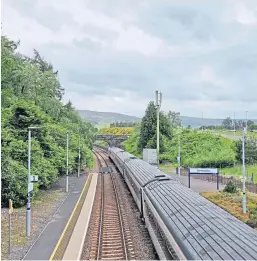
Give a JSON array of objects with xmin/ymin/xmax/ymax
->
[{"xmin": 2, "ymin": 0, "xmax": 257, "ymax": 118}]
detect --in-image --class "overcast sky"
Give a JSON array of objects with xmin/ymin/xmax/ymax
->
[{"xmin": 2, "ymin": 0, "xmax": 257, "ymax": 118}]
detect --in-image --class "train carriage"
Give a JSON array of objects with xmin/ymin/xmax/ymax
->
[{"xmin": 108, "ymin": 147, "xmax": 257, "ymax": 260}]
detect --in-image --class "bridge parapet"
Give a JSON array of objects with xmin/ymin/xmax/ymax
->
[{"xmin": 95, "ymin": 134, "xmax": 130, "ymax": 147}]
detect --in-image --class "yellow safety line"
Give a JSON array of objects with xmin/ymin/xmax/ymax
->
[{"xmin": 49, "ymin": 174, "xmax": 92, "ymax": 260}]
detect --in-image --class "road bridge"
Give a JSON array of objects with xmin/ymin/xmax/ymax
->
[{"xmin": 95, "ymin": 134, "xmax": 130, "ymax": 147}]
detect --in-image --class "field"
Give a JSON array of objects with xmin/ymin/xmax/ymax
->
[
  {"xmin": 211, "ymin": 130, "xmax": 257, "ymax": 139},
  {"xmin": 220, "ymin": 165, "xmax": 257, "ymax": 183},
  {"xmin": 202, "ymin": 191, "xmax": 257, "ymax": 229}
]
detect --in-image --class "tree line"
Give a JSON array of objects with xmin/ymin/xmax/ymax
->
[
  {"xmin": 123, "ymin": 102, "xmax": 257, "ymax": 168},
  {"xmin": 1, "ymin": 36, "xmax": 96, "ymax": 207},
  {"xmin": 109, "ymin": 122, "xmax": 138, "ymax": 127},
  {"xmin": 201, "ymin": 117, "xmax": 256, "ymax": 131}
]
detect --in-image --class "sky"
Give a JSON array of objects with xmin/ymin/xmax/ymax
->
[{"xmin": 2, "ymin": 0, "xmax": 257, "ymax": 119}]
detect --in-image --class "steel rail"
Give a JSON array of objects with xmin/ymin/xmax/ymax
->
[{"xmin": 93, "ymin": 149, "xmax": 128, "ymax": 260}]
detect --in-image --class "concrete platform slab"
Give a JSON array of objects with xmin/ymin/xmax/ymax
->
[
  {"xmin": 22, "ymin": 174, "xmax": 88, "ymax": 260},
  {"xmin": 62, "ymin": 173, "xmax": 98, "ymax": 260}
]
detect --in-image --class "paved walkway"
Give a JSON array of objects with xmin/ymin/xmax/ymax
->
[
  {"xmin": 23, "ymin": 173, "xmax": 88, "ymax": 260},
  {"xmin": 63, "ymin": 173, "xmax": 98, "ymax": 260},
  {"xmin": 166, "ymin": 169, "xmax": 225, "ymax": 193}
]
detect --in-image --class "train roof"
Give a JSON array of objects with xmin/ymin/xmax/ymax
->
[
  {"xmin": 110, "ymin": 147, "xmax": 257, "ymax": 260},
  {"xmin": 145, "ymin": 181, "xmax": 257, "ymax": 260},
  {"xmin": 125, "ymin": 158, "xmax": 169, "ymax": 186}
]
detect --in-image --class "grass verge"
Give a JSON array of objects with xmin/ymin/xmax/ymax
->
[
  {"xmin": 1, "ymin": 188, "xmax": 65, "ymax": 260},
  {"xmin": 220, "ymin": 165, "xmax": 257, "ymax": 183},
  {"xmin": 201, "ymin": 191, "xmax": 257, "ymax": 230}
]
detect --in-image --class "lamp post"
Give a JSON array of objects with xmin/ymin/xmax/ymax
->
[
  {"xmin": 245, "ymin": 111, "xmax": 248, "ymax": 134},
  {"xmin": 242, "ymin": 127, "xmax": 247, "ymax": 214},
  {"xmin": 177, "ymin": 118, "xmax": 182, "ymax": 180},
  {"xmin": 178, "ymin": 133, "xmax": 181, "ymax": 179},
  {"xmin": 155, "ymin": 91, "xmax": 162, "ymax": 164},
  {"xmin": 27, "ymin": 126, "xmax": 42, "ymax": 237},
  {"xmin": 202, "ymin": 112, "xmax": 204, "ymax": 132},
  {"xmin": 233, "ymin": 112, "xmax": 236, "ymax": 136},
  {"xmin": 78, "ymin": 134, "xmax": 81, "ymax": 178},
  {"xmin": 66, "ymin": 131, "xmax": 69, "ymax": 192}
]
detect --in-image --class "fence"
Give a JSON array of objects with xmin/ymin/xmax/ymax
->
[{"xmin": 177, "ymin": 168, "xmax": 257, "ymax": 194}]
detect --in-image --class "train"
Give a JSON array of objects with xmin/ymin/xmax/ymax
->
[{"xmin": 106, "ymin": 146, "xmax": 257, "ymax": 260}]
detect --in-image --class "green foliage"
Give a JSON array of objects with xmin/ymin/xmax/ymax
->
[
  {"xmin": 222, "ymin": 117, "xmax": 233, "ymax": 130},
  {"xmin": 123, "ymin": 124, "xmax": 141, "ymax": 157},
  {"xmin": 124, "ymin": 101, "xmax": 236, "ymax": 168},
  {"xmin": 163, "ymin": 131, "xmax": 236, "ymax": 167},
  {"xmin": 138, "ymin": 101, "xmax": 171, "ymax": 153},
  {"xmin": 110, "ymin": 121, "xmax": 137, "ymax": 127},
  {"xmin": 249, "ymin": 124, "xmax": 257, "ymax": 132},
  {"xmin": 223, "ymin": 181, "xmax": 238, "ymax": 193},
  {"xmin": 1, "ymin": 157, "xmax": 31, "ymax": 207},
  {"xmin": 235, "ymin": 138, "xmax": 257, "ymax": 165},
  {"xmin": 220, "ymin": 165, "xmax": 257, "ymax": 183},
  {"xmin": 167, "ymin": 111, "xmax": 181, "ymax": 128},
  {"xmin": 1, "ymin": 36, "xmax": 96, "ymax": 207}
]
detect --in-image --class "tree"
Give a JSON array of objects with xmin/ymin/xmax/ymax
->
[
  {"xmin": 235, "ymin": 138, "xmax": 257, "ymax": 165},
  {"xmin": 167, "ymin": 111, "xmax": 181, "ymax": 128},
  {"xmin": 1, "ymin": 36, "xmax": 96, "ymax": 207},
  {"xmin": 247, "ymin": 120, "xmax": 255, "ymax": 128},
  {"xmin": 138, "ymin": 101, "xmax": 171, "ymax": 153},
  {"xmin": 222, "ymin": 117, "xmax": 233, "ymax": 129},
  {"xmin": 235, "ymin": 120, "xmax": 244, "ymax": 130},
  {"xmin": 249, "ymin": 124, "xmax": 257, "ymax": 132}
]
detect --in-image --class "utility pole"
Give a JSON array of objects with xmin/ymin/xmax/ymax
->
[
  {"xmin": 66, "ymin": 131, "xmax": 69, "ymax": 192},
  {"xmin": 78, "ymin": 134, "xmax": 81, "ymax": 178},
  {"xmin": 242, "ymin": 127, "xmax": 247, "ymax": 214},
  {"xmin": 155, "ymin": 91, "xmax": 162, "ymax": 163}
]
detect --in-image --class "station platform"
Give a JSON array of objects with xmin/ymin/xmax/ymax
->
[
  {"xmin": 23, "ymin": 173, "xmax": 90, "ymax": 260},
  {"xmin": 168, "ymin": 172, "xmax": 225, "ymax": 192}
]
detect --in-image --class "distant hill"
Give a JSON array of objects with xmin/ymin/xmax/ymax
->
[
  {"xmin": 78, "ymin": 110, "xmax": 141, "ymax": 126},
  {"xmin": 180, "ymin": 116, "xmax": 223, "ymax": 128},
  {"xmin": 78, "ymin": 110, "xmax": 257, "ymax": 128}
]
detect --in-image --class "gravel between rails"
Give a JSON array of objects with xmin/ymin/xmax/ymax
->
[{"xmin": 81, "ymin": 155, "xmax": 157, "ymax": 260}]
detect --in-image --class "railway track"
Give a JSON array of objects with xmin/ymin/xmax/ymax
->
[{"xmin": 89, "ymin": 149, "xmax": 131, "ymax": 260}]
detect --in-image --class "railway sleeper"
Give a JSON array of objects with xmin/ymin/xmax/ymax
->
[{"xmin": 102, "ymin": 243, "xmax": 123, "ymax": 247}]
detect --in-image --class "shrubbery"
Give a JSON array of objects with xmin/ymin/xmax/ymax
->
[
  {"xmin": 1, "ymin": 36, "xmax": 95, "ymax": 207},
  {"xmin": 161, "ymin": 131, "xmax": 236, "ymax": 168},
  {"xmin": 124, "ymin": 125, "xmax": 236, "ymax": 168},
  {"xmin": 223, "ymin": 181, "xmax": 238, "ymax": 193}
]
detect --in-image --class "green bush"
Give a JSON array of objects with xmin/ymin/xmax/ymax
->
[
  {"xmin": 223, "ymin": 181, "xmax": 238, "ymax": 193},
  {"xmin": 165, "ymin": 131, "xmax": 236, "ymax": 168},
  {"xmin": 1, "ymin": 36, "xmax": 96, "ymax": 207}
]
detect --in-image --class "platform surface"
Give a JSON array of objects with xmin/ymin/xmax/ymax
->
[
  {"xmin": 63, "ymin": 173, "xmax": 98, "ymax": 260},
  {"xmin": 23, "ymin": 174, "xmax": 88, "ymax": 260}
]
